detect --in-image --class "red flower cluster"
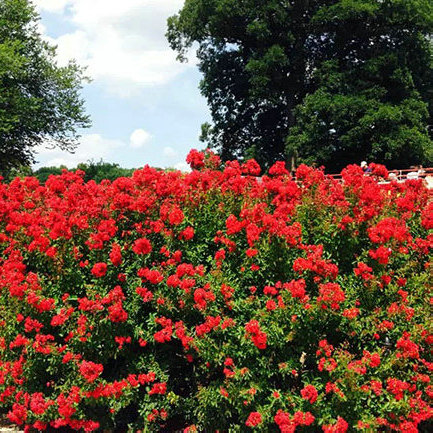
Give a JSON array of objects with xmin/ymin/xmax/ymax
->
[
  {"xmin": 90, "ymin": 262, "xmax": 107, "ymax": 278},
  {"xmin": 300, "ymin": 384, "xmax": 318, "ymax": 404},
  {"xmin": 0, "ymin": 151, "xmax": 431, "ymax": 431},
  {"xmin": 79, "ymin": 361, "xmax": 103, "ymax": 383},
  {"xmin": 274, "ymin": 410, "xmax": 315, "ymax": 432},
  {"xmin": 245, "ymin": 320, "xmax": 267, "ymax": 350},
  {"xmin": 245, "ymin": 411, "xmax": 262, "ymax": 427}
]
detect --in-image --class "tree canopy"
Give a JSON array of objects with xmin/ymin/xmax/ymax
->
[
  {"xmin": 3, "ymin": 160, "xmax": 137, "ymax": 184},
  {"xmin": 0, "ymin": 0, "xmax": 90, "ymax": 174},
  {"xmin": 168, "ymin": 0, "xmax": 433, "ymax": 171}
]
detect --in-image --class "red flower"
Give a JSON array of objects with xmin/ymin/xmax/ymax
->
[
  {"xmin": 30, "ymin": 393, "xmax": 51, "ymax": 415},
  {"xmin": 342, "ymin": 308, "xmax": 359, "ymax": 319},
  {"xmin": 322, "ymin": 417, "xmax": 349, "ymax": 433},
  {"xmin": 421, "ymin": 202, "xmax": 433, "ymax": 229},
  {"xmin": 136, "ymin": 286, "xmax": 153, "ymax": 303},
  {"xmin": 368, "ymin": 352, "xmax": 381, "ymax": 368},
  {"xmin": 79, "ymin": 361, "xmax": 103, "ymax": 383},
  {"xmin": 368, "ymin": 217, "xmax": 409, "ymax": 244},
  {"xmin": 246, "ymin": 248, "xmax": 258, "ymax": 257},
  {"xmin": 369, "ymin": 246, "xmax": 392, "ymax": 264},
  {"xmin": 154, "ymin": 317, "xmax": 173, "ymax": 343},
  {"xmin": 168, "ymin": 206, "xmax": 184, "ymax": 225},
  {"xmin": 245, "ymin": 412, "xmax": 262, "ymax": 427},
  {"xmin": 109, "ymin": 243, "xmax": 122, "ymax": 266},
  {"xmin": 301, "ymin": 384, "xmax": 318, "ymax": 404},
  {"xmin": 386, "ymin": 378, "xmax": 410, "ymax": 401},
  {"xmin": 91, "ymin": 262, "xmax": 107, "ymax": 278},
  {"xmin": 132, "ymin": 238, "xmax": 152, "ymax": 255},
  {"xmin": 266, "ymin": 299, "xmax": 277, "ymax": 311},
  {"xmin": 186, "ymin": 149, "xmax": 205, "ymax": 169},
  {"xmin": 194, "ymin": 285, "xmax": 215, "ymax": 310},
  {"xmin": 269, "ymin": 161, "xmax": 289, "ymax": 176},
  {"xmin": 251, "ymin": 332, "xmax": 267, "ymax": 350},
  {"xmin": 241, "ymin": 159, "xmax": 261, "ymax": 176},
  {"xmin": 245, "ymin": 320, "xmax": 267, "ymax": 350},
  {"xmin": 245, "ymin": 320, "xmax": 260, "ymax": 334},
  {"xmin": 353, "ymin": 262, "xmax": 373, "ymax": 280},
  {"xmin": 284, "ymin": 279, "xmax": 307, "ymax": 301},
  {"xmin": 396, "ymin": 333, "xmax": 420, "ymax": 359},
  {"xmin": 148, "ymin": 382, "xmax": 167, "ymax": 395},
  {"xmin": 370, "ymin": 163, "xmax": 388, "ymax": 179},
  {"xmin": 179, "ymin": 226, "xmax": 194, "ymax": 240},
  {"xmin": 317, "ymin": 283, "xmax": 345, "ymax": 310},
  {"xmin": 7, "ymin": 403, "xmax": 27, "ymax": 425},
  {"xmin": 370, "ymin": 380, "xmax": 382, "ymax": 396},
  {"xmin": 0, "ymin": 157, "xmax": 431, "ymax": 431},
  {"xmin": 108, "ymin": 302, "xmax": 128, "ymax": 322}
]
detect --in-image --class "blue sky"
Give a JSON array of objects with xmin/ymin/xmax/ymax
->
[{"xmin": 33, "ymin": 0, "xmax": 210, "ymax": 171}]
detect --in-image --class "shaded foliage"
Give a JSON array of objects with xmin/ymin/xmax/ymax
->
[
  {"xmin": 2, "ymin": 161, "xmax": 137, "ymax": 184},
  {"xmin": 75, "ymin": 161, "xmax": 135, "ymax": 184},
  {"xmin": 168, "ymin": 0, "xmax": 433, "ymax": 171}
]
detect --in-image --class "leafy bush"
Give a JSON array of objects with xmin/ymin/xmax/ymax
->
[
  {"xmin": 0, "ymin": 151, "xmax": 432, "ymax": 432},
  {"xmin": 32, "ymin": 166, "xmax": 66, "ymax": 184},
  {"xmin": 75, "ymin": 161, "xmax": 136, "ymax": 184},
  {"xmin": 33, "ymin": 161, "xmax": 136, "ymax": 185}
]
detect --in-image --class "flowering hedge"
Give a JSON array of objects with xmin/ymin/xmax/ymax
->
[{"xmin": 0, "ymin": 151, "xmax": 432, "ymax": 432}]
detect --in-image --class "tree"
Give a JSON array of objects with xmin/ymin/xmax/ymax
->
[
  {"xmin": 0, "ymin": 0, "xmax": 90, "ymax": 174},
  {"xmin": 32, "ymin": 165, "xmax": 65, "ymax": 183},
  {"xmin": 168, "ymin": 0, "xmax": 433, "ymax": 171},
  {"xmin": 76, "ymin": 160, "xmax": 135, "ymax": 183},
  {"xmin": 30, "ymin": 161, "xmax": 137, "ymax": 184}
]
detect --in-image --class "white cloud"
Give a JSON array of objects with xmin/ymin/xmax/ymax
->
[
  {"xmin": 173, "ymin": 161, "xmax": 191, "ymax": 172},
  {"xmin": 32, "ymin": 130, "xmax": 200, "ymax": 172},
  {"xmin": 45, "ymin": 31, "xmax": 89, "ymax": 66},
  {"xmin": 34, "ymin": 0, "xmax": 192, "ymax": 97},
  {"xmin": 35, "ymin": 0, "xmax": 71, "ymax": 13},
  {"xmin": 34, "ymin": 133, "xmax": 126, "ymax": 168},
  {"xmin": 130, "ymin": 128, "xmax": 152, "ymax": 148},
  {"xmin": 163, "ymin": 146, "xmax": 178, "ymax": 158}
]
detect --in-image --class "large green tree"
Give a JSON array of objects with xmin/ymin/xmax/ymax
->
[
  {"xmin": 168, "ymin": 0, "xmax": 433, "ymax": 171},
  {"xmin": 0, "ymin": 0, "xmax": 90, "ymax": 174}
]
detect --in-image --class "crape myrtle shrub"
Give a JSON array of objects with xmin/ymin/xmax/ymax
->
[{"xmin": 0, "ymin": 150, "xmax": 432, "ymax": 432}]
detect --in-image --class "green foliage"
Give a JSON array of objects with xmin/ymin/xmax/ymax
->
[
  {"xmin": 0, "ymin": 0, "xmax": 90, "ymax": 175},
  {"xmin": 168, "ymin": 0, "xmax": 433, "ymax": 171},
  {"xmin": 1, "ymin": 163, "xmax": 33, "ymax": 182},
  {"xmin": 30, "ymin": 161, "xmax": 136, "ymax": 184},
  {"xmin": 75, "ymin": 160, "xmax": 136, "ymax": 183},
  {"xmin": 2, "ymin": 161, "xmax": 137, "ymax": 185},
  {"xmin": 32, "ymin": 166, "xmax": 66, "ymax": 184}
]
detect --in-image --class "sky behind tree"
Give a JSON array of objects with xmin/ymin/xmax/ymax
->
[{"xmin": 33, "ymin": 0, "xmax": 210, "ymax": 171}]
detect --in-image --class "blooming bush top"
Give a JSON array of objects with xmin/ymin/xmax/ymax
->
[{"xmin": 0, "ymin": 152, "xmax": 432, "ymax": 432}]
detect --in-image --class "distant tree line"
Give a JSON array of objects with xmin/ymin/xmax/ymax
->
[{"xmin": 3, "ymin": 160, "xmax": 136, "ymax": 184}]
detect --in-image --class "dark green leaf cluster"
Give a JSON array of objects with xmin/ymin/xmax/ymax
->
[
  {"xmin": 0, "ymin": 0, "xmax": 90, "ymax": 175},
  {"xmin": 168, "ymin": 0, "xmax": 433, "ymax": 171},
  {"xmin": 74, "ymin": 161, "xmax": 136, "ymax": 184},
  {"xmin": 4, "ymin": 160, "xmax": 137, "ymax": 184}
]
